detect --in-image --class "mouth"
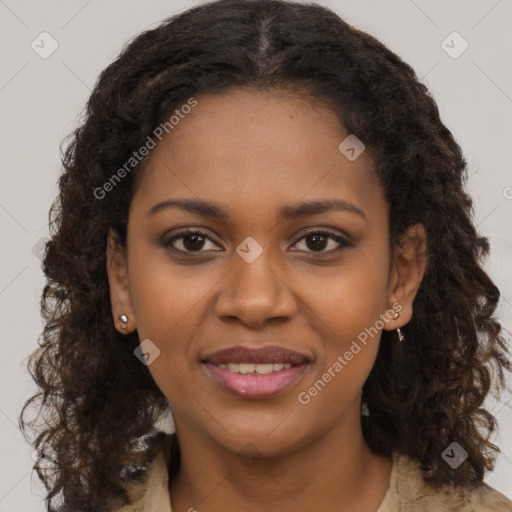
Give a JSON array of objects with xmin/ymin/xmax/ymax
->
[
  {"xmin": 201, "ymin": 345, "xmax": 311, "ymax": 399},
  {"xmin": 214, "ymin": 362, "xmax": 295, "ymax": 374}
]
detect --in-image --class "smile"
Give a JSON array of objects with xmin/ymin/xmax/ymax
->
[
  {"xmin": 215, "ymin": 362, "xmax": 293, "ymax": 374},
  {"xmin": 203, "ymin": 360, "xmax": 309, "ymax": 399}
]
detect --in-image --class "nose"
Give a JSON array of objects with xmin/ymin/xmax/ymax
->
[{"xmin": 214, "ymin": 250, "xmax": 298, "ymax": 329}]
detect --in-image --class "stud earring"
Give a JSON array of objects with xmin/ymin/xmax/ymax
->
[{"xmin": 118, "ymin": 314, "xmax": 128, "ymax": 330}]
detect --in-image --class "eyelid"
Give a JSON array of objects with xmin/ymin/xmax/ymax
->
[
  {"xmin": 161, "ymin": 226, "xmax": 353, "ymax": 255},
  {"xmin": 161, "ymin": 228, "xmax": 221, "ymax": 250},
  {"xmin": 291, "ymin": 228, "xmax": 353, "ymax": 252}
]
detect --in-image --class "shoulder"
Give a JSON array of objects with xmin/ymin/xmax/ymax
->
[{"xmin": 379, "ymin": 452, "xmax": 512, "ymax": 512}]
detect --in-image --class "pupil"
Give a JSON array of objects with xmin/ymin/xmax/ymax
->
[
  {"xmin": 184, "ymin": 234, "xmax": 205, "ymax": 251},
  {"xmin": 307, "ymin": 233, "xmax": 327, "ymax": 251}
]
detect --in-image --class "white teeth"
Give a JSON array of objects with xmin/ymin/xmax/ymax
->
[
  {"xmin": 239, "ymin": 363, "xmax": 256, "ymax": 374},
  {"xmin": 255, "ymin": 363, "xmax": 273, "ymax": 375},
  {"xmin": 217, "ymin": 362, "xmax": 294, "ymax": 374}
]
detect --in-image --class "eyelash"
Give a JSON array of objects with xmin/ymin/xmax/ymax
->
[{"xmin": 161, "ymin": 228, "xmax": 352, "ymax": 256}]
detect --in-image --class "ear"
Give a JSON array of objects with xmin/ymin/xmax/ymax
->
[
  {"xmin": 383, "ymin": 223, "xmax": 427, "ymax": 331},
  {"xmin": 106, "ymin": 228, "xmax": 136, "ymax": 334}
]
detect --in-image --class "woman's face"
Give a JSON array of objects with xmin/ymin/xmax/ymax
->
[{"xmin": 107, "ymin": 88, "xmax": 421, "ymax": 457}]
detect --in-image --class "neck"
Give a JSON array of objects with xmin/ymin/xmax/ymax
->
[{"xmin": 169, "ymin": 405, "xmax": 392, "ymax": 512}]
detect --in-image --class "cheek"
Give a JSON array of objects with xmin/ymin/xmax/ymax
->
[
  {"xmin": 304, "ymin": 247, "xmax": 389, "ymax": 396},
  {"xmin": 306, "ymin": 248, "xmax": 390, "ymax": 336},
  {"xmin": 128, "ymin": 260, "xmax": 203, "ymax": 411},
  {"xmin": 128, "ymin": 247, "xmax": 217, "ymax": 341},
  {"xmin": 299, "ymin": 285, "xmax": 384, "ymax": 428},
  {"xmin": 126, "ymin": 254, "xmax": 215, "ymax": 399}
]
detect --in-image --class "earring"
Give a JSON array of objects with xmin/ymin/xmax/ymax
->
[
  {"xmin": 392, "ymin": 310, "xmax": 404, "ymax": 342},
  {"xmin": 118, "ymin": 314, "xmax": 128, "ymax": 330}
]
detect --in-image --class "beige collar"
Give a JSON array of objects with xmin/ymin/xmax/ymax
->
[{"xmin": 119, "ymin": 448, "xmax": 512, "ymax": 511}]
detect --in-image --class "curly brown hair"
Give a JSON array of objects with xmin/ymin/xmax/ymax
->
[{"xmin": 19, "ymin": 0, "xmax": 511, "ymax": 510}]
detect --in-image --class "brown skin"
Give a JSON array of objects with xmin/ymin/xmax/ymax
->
[{"xmin": 106, "ymin": 88, "xmax": 427, "ymax": 511}]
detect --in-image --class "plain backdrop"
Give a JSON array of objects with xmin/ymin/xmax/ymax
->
[{"xmin": 0, "ymin": 0, "xmax": 511, "ymax": 510}]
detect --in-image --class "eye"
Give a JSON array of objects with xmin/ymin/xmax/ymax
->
[
  {"xmin": 161, "ymin": 228, "xmax": 352, "ymax": 256},
  {"xmin": 161, "ymin": 229, "xmax": 222, "ymax": 254},
  {"xmin": 290, "ymin": 230, "xmax": 352, "ymax": 254}
]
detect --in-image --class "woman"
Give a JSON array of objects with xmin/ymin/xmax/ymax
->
[{"xmin": 20, "ymin": 0, "xmax": 512, "ymax": 510}]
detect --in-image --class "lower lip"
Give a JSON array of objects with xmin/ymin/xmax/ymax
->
[{"xmin": 203, "ymin": 362, "xmax": 309, "ymax": 399}]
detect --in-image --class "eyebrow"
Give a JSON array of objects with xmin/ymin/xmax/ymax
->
[{"xmin": 147, "ymin": 198, "xmax": 367, "ymax": 221}]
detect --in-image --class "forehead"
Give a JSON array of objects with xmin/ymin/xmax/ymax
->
[{"xmin": 132, "ymin": 88, "xmax": 383, "ymax": 221}]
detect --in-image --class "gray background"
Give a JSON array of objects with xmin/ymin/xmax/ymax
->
[{"xmin": 0, "ymin": 0, "xmax": 510, "ymax": 509}]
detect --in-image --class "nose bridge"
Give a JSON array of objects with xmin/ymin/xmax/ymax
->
[{"xmin": 214, "ymin": 238, "xmax": 296, "ymax": 326}]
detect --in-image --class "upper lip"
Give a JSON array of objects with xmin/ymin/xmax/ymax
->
[{"xmin": 203, "ymin": 345, "xmax": 311, "ymax": 365}]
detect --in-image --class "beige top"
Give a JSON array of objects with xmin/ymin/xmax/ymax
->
[{"xmin": 117, "ymin": 450, "xmax": 512, "ymax": 511}]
